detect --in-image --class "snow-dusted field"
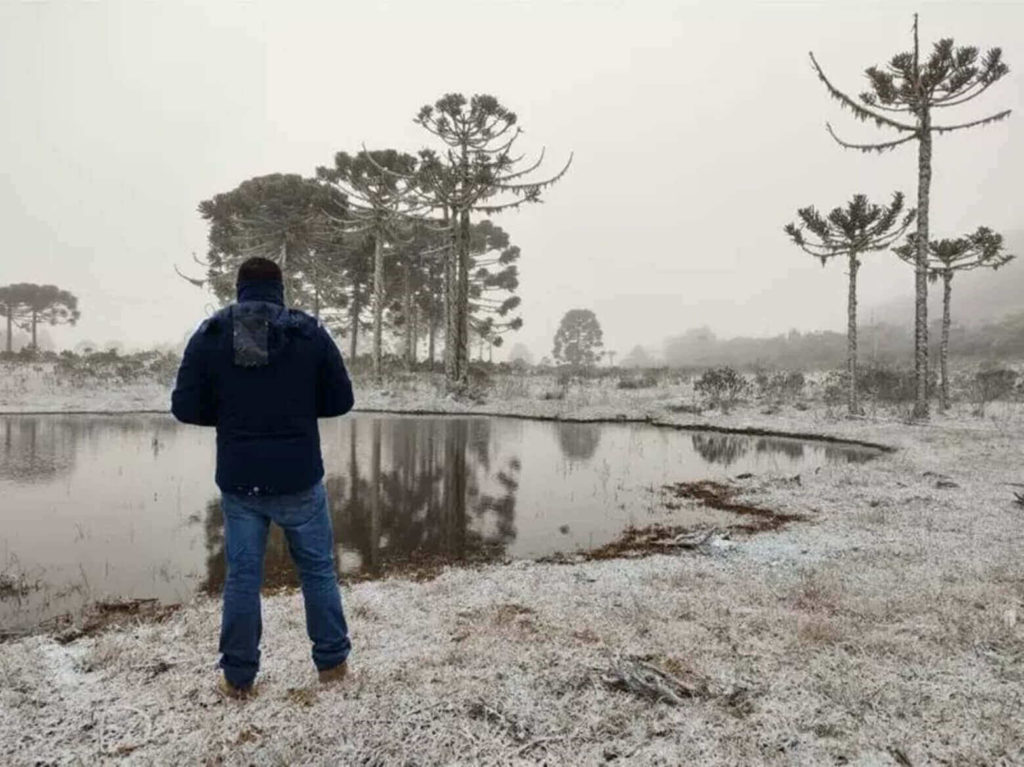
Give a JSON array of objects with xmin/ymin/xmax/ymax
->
[{"xmin": 2, "ymin": 362, "xmax": 1023, "ymax": 764}]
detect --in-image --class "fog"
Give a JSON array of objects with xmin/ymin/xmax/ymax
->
[{"xmin": 1, "ymin": 0, "xmax": 1020, "ymax": 360}]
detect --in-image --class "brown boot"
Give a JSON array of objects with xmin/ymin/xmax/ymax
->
[
  {"xmin": 218, "ymin": 674, "xmax": 257, "ymax": 700},
  {"xmin": 318, "ymin": 660, "xmax": 348, "ymax": 685}
]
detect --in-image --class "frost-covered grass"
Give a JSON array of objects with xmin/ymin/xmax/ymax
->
[{"xmin": 2, "ymin": 364, "xmax": 1024, "ymax": 764}]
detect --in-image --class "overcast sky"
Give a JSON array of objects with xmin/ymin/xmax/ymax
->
[{"xmin": 1, "ymin": 0, "xmax": 1020, "ymax": 359}]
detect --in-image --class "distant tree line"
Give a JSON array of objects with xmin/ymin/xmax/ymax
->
[{"xmin": 663, "ymin": 313, "xmax": 1024, "ymax": 371}]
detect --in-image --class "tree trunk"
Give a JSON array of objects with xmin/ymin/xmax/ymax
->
[
  {"xmin": 456, "ymin": 207, "xmax": 471, "ymax": 387},
  {"xmin": 410, "ymin": 301, "xmax": 418, "ymax": 366},
  {"xmin": 940, "ymin": 270, "xmax": 952, "ymax": 412},
  {"xmin": 443, "ymin": 206, "xmax": 458, "ymax": 388},
  {"xmin": 912, "ymin": 36, "xmax": 931, "ymax": 420},
  {"xmin": 428, "ymin": 308, "xmax": 436, "ymax": 367},
  {"xmin": 4, "ymin": 309, "xmax": 10, "ymax": 354},
  {"xmin": 372, "ymin": 233, "xmax": 384, "ymax": 382},
  {"xmin": 847, "ymin": 254, "xmax": 861, "ymax": 416},
  {"xmin": 31, "ymin": 309, "xmax": 37, "ymax": 350},
  {"xmin": 349, "ymin": 291, "xmax": 360, "ymax": 360},
  {"xmin": 403, "ymin": 262, "xmax": 413, "ymax": 368}
]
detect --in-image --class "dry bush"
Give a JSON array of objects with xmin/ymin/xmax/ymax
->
[
  {"xmin": 694, "ymin": 367, "xmax": 749, "ymax": 411},
  {"xmin": 789, "ymin": 569, "xmax": 844, "ymax": 614},
  {"xmin": 796, "ymin": 615, "xmax": 844, "ymax": 645},
  {"xmin": 492, "ymin": 374, "xmax": 532, "ymax": 400},
  {"xmin": 754, "ymin": 369, "xmax": 806, "ymax": 404},
  {"xmin": 972, "ymin": 367, "xmax": 1019, "ymax": 416}
]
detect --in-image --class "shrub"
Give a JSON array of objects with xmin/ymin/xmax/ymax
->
[
  {"xmin": 694, "ymin": 367, "xmax": 749, "ymax": 410},
  {"xmin": 147, "ymin": 352, "xmax": 182, "ymax": 385},
  {"xmin": 556, "ymin": 369, "xmax": 576, "ymax": 388},
  {"xmin": 973, "ymin": 367, "xmax": 1017, "ymax": 413},
  {"xmin": 857, "ymin": 366, "xmax": 907, "ymax": 403},
  {"xmin": 756, "ymin": 370, "xmax": 805, "ymax": 403},
  {"xmin": 616, "ymin": 373, "xmax": 658, "ymax": 390},
  {"xmin": 443, "ymin": 365, "xmax": 491, "ymax": 403},
  {"xmin": 822, "ymin": 370, "xmax": 847, "ymax": 408},
  {"xmin": 856, "ymin": 365, "xmax": 937, "ymax": 404}
]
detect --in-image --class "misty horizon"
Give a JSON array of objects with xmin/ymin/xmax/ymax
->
[{"xmin": 2, "ymin": 0, "xmax": 1020, "ymax": 362}]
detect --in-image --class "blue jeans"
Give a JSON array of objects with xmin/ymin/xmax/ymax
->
[{"xmin": 219, "ymin": 481, "xmax": 350, "ymax": 688}]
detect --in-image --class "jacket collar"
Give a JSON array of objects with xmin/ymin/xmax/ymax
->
[{"xmin": 236, "ymin": 280, "xmax": 284, "ymax": 306}]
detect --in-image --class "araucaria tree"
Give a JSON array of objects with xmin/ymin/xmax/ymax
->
[
  {"xmin": 553, "ymin": 309, "xmax": 604, "ymax": 370},
  {"xmin": 0, "ymin": 283, "xmax": 80, "ymax": 351},
  {"xmin": 413, "ymin": 93, "xmax": 572, "ymax": 392},
  {"xmin": 317, "ymin": 150, "xmax": 421, "ymax": 381},
  {"xmin": 895, "ymin": 227, "xmax": 1014, "ymax": 410},
  {"xmin": 190, "ymin": 174, "xmax": 349, "ymax": 318},
  {"xmin": 809, "ymin": 14, "xmax": 1011, "ymax": 419},
  {"xmin": 785, "ymin": 193, "xmax": 915, "ymax": 415}
]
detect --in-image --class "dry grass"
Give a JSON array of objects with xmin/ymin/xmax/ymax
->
[{"xmin": 2, "ymin": 375, "xmax": 1024, "ymax": 763}]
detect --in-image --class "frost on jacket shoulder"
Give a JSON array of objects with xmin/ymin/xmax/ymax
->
[
  {"xmin": 202, "ymin": 301, "xmax": 320, "ymax": 368},
  {"xmin": 171, "ymin": 300, "xmax": 354, "ymax": 428}
]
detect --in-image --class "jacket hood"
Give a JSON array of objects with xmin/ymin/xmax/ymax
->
[
  {"xmin": 202, "ymin": 281, "xmax": 315, "ymax": 368},
  {"xmin": 236, "ymin": 279, "xmax": 284, "ymax": 305}
]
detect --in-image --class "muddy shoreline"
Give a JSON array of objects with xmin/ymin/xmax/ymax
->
[{"xmin": 0, "ymin": 405, "xmax": 896, "ymax": 453}]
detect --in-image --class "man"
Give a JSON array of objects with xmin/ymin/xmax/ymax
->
[{"xmin": 171, "ymin": 257, "xmax": 354, "ymax": 699}]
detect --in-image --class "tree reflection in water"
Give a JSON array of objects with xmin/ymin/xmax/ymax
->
[
  {"xmin": 555, "ymin": 422, "xmax": 602, "ymax": 463},
  {"xmin": 1, "ymin": 417, "xmax": 77, "ymax": 483},
  {"xmin": 201, "ymin": 417, "xmax": 521, "ymax": 593},
  {"xmin": 690, "ymin": 433, "xmax": 751, "ymax": 467},
  {"xmin": 0, "ymin": 415, "xmax": 178, "ymax": 484},
  {"xmin": 824, "ymin": 443, "xmax": 876, "ymax": 464},
  {"xmin": 755, "ymin": 437, "xmax": 804, "ymax": 461}
]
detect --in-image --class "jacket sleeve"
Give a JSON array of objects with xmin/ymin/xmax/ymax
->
[
  {"xmin": 316, "ymin": 326, "xmax": 355, "ymax": 417},
  {"xmin": 171, "ymin": 329, "xmax": 218, "ymax": 426}
]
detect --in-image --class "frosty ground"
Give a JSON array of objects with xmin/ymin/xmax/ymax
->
[{"xmin": 1, "ymin": 366, "xmax": 1023, "ymax": 765}]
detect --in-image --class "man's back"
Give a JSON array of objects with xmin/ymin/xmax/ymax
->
[
  {"xmin": 171, "ymin": 277, "xmax": 354, "ymax": 495},
  {"xmin": 171, "ymin": 259, "xmax": 354, "ymax": 698}
]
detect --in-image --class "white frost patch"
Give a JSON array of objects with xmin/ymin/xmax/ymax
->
[
  {"xmin": 37, "ymin": 639, "xmax": 91, "ymax": 689},
  {"xmin": 2, "ymin": 369, "xmax": 1024, "ymax": 763}
]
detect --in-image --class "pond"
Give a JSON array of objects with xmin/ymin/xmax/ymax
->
[{"xmin": 0, "ymin": 413, "xmax": 879, "ymax": 632}]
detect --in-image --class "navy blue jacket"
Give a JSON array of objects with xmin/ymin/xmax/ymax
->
[{"xmin": 171, "ymin": 280, "xmax": 354, "ymax": 496}]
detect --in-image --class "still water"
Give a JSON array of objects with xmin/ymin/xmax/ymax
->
[{"xmin": 0, "ymin": 414, "xmax": 877, "ymax": 631}]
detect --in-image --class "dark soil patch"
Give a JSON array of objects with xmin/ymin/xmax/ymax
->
[
  {"xmin": 46, "ymin": 598, "xmax": 182, "ymax": 645},
  {"xmin": 664, "ymin": 480, "xmax": 803, "ymax": 531},
  {"xmin": 577, "ymin": 526, "xmax": 721, "ymax": 562}
]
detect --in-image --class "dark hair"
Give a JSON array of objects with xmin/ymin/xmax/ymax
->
[{"xmin": 237, "ymin": 257, "xmax": 282, "ymax": 284}]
